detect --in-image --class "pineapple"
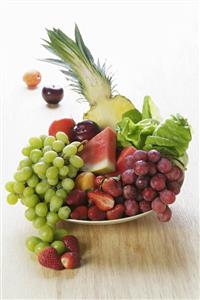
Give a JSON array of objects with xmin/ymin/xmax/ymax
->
[{"xmin": 42, "ymin": 25, "xmax": 135, "ymax": 128}]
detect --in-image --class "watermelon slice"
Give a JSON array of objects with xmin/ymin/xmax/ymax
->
[
  {"xmin": 80, "ymin": 127, "xmax": 116, "ymax": 174},
  {"xmin": 116, "ymin": 146, "xmax": 136, "ymax": 173}
]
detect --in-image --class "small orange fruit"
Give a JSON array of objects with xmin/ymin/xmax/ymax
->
[{"xmin": 23, "ymin": 70, "xmax": 41, "ymax": 88}]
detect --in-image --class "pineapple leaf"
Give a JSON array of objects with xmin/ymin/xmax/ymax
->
[{"xmin": 74, "ymin": 24, "xmax": 94, "ymax": 64}]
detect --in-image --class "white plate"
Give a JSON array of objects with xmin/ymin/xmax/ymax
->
[{"xmin": 65, "ymin": 210, "xmax": 152, "ymax": 225}]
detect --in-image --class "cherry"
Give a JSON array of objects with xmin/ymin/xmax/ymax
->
[{"xmin": 42, "ymin": 85, "xmax": 64, "ymax": 105}]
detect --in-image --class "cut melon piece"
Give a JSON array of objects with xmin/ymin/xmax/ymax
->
[{"xmin": 80, "ymin": 127, "xmax": 116, "ymax": 174}]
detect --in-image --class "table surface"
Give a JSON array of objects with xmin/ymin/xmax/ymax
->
[{"xmin": 1, "ymin": 1, "xmax": 199, "ymax": 299}]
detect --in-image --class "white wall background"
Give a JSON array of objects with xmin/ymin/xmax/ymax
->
[{"xmin": 1, "ymin": 0, "xmax": 199, "ymax": 299}]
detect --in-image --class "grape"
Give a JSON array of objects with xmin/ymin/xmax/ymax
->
[
  {"xmin": 73, "ymin": 120, "xmax": 100, "ymax": 141},
  {"xmin": 44, "ymin": 136, "xmax": 55, "ymax": 146},
  {"xmin": 142, "ymin": 187, "xmax": 157, "ymax": 202},
  {"xmin": 27, "ymin": 174, "xmax": 39, "ymax": 187},
  {"xmin": 53, "ymin": 157, "xmax": 64, "ymax": 168},
  {"xmin": 165, "ymin": 166, "xmax": 182, "ymax": 181},
  {"xmin": 29, "ymin": 137, "xmax": 43, "ymax": 149},
  {"xmin": 51, "ymin": 240, "xmax": 66, "ymax": 255},
  {"xmin": 59, "ymin": 166, "xmax": 69, "ymax": 177},
  {"xmin": 63, "ymin": 144, "xmax": 77, "ymax": 157},
  {"xmin": 123, "ymin": 185, "xmax": 137, "ymax": 200},
  {"xmin": 69, "ymin": 155, "xmax": 84, "ymax": 169},
  {"xmin": 56, "ymin": 189, "xmax": 67, "ymax": 199},
  {"xmin": 26, "ymin": 236, "xmax": 41, "ymax": 252},
  {"xmin": 134, "ymin": 160, "xmax": 149, "ymax": 176},
  {"xmin": 54, "ymin": 228, "xmax": 69, "ymax": 240},
  {"xmin": 133, "ymin": 150, "xmax": 148, "ymax": 161},
  {"xmin": 157, "ymin": 158, "xmax": 172, "ymax": 174},
  {"xmin": 23, "ymin": 194, "xmax": 39, "ymax": 208},
  {"xmin": 23, "ymin": 187, "xmax": 34, "ymax": 197},
  {"xmin": 50, "ymin": 196, "xmax": 63, "ymax": 212},
  {"xmin": 157, "ymin": 206, "xmax": 172, "ymax": 222},
  {"xmin": 34, "ymin": 242, "xmax": 49, "ymax": 255},
  {"xmin": 13, "ymin": 182, "xmax": 25, "ymax": 194},
  {"xmin": 46, "ymin": 211, "xmax": 60, "ymax": 225},
  {"xmin": 44, "ymin": 189, "xmax": 56, "ymax": 203},
  {"xmin": 124, "ymin": 200, "xmax": 139, "ymax": 216},
  {"xmin": 14, "ymin": 167, "xmax": 32, "ymax": 181},
  {"xmin": 39, "ymin": 134, "xmax": 47, "ymax": 143},
  {"xmin": 150, "ymin": 174, "xmax": 166, "ymax": 191},
  {"xmin": 19, "ymin": 158, "xmax": 32, "ymax": 168},
  {"xmin": 67, "ymin": 165, "xmax": 78, "ymax": 178},
  {"xmin": 35, "ymin": 203, "xmax": 48, "ymax": 217},
  {"xmin": 159, "ymin": 189, "xmax": 176, "ymax": 204},
  {"xmin": 35, "ymin": 181, "xmax": 50, "ymax": 194},
  {"xmin": 121, "ymin": 169, "xmax": 137, "ymax": 185},
  {"xmin": 48, "ymin": 178, "xmax": 59, "ymax": 186},
  {"xmin": 5, "ymin": 181, "xmax": 15, "ymax": 193},
  {"xmin": 43, "ymin": 145, "xmax": 52, "ymax": 153},
  {"xmin": 43, "ymin": 150, "xmax": 57, "ymax": 163},
  {"xmin": 62, "ymin": 178, "xmax": 75, "ymax": 191},
  {"xmin": 147, "ymin": 150, "xmax": 161, "ymax": 163},
  {"xmin": 7, "ymin": 193, "xmax": 18, "ymax": 205},
  {"xmin": 33, "ymin": 162, "xmax": 49, "ymax": 175},
  {"xmin": 22, "ymin": 146, "xmax": 34, "ymax": 157},
  {"xmin": 139, "ymin": 200, "xmax": 152, "ymax": 212},
  {"xmin": 124, "ymin": 155, "xmax": 135, "ymax": 169},
  {"xmin": 151, "ymin": 197, "xmax": 166, "ymax": 213},
  {"xmin": 30, "ymin": 149, "xmax": 42, "ymax": 163},
  {"xmin": 56, "ymin": 131, "xmax": 69, "ymax": 144},
  {"xmin": 25, "ymin": 207, "xmax": 37, "ymax": 221},
  {"xmin": 33, "ymin": 216, "xmax": 46, "ymax": 228},
  {"xmin": 52, "ymin": 140, "xmax": 65, "ymax": 152},
  {"xmin": 39, "ymin": 225, "xmax": 54, "ymax": 242},
  {"xmin": 58, "ymin": 206, "xmax": 71, "ymax": 220},
  {"xmin": 46, "ymin": 166, "xmax": 59, "ymax": 179},
  {"xmin": 167, "ymin": 181, "xmax": 181, "ymax": 195},
  {"xmin": 71, "ymin": 141, "xmax": 83, "ymax": 152},
  {"xmin": 148, "ymin": 162, "xmax": 157, "ymax": 176},
  {"xmin": 135, "ymin": 176, "xmax": 149, "ymax": 189}
]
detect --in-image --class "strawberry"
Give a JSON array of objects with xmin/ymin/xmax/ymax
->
[
  {"xmin": 63, "ymin": 235, "xmax": 80, "ymax": 253},
  {"xmin": 48, "ymin": 118, "xmax": 75, "ymax": 141},
  {"xmin": 95, "ymin": 175, "xmax": 105, "ymax": 188},
  {"xmin": 61, "ymin": 252, "xmax": 80, "ymax": 269},
  {"xmin": 102, "ymin": 177, "xmax": 122, "ymax": 197},
  {"xmin": 88, "ymin": 191, "xmax": 115, "ymax": 211},
  {"xmin": 66, "ymin": 189, "xmax": 86, "ymax": 206},
  {"xmin": 70, "ymin": 206, "xmax": 88, "ymax": 220},
  {"xmin": 117, "ymin": 146, "xmax": 136, "ymax": 173},
  {"xmin": 106, "ymin": 204, "xmax": 125, "ymax": 220},
  {"xmin": 88, "ymin": 205, "xmax": 106, "ymax": 221},
  {"xmin": 38, "ymin": 247, "xmax": 64, "ymax": 270}
]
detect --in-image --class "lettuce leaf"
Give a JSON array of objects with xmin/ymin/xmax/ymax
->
[{"xmin": 142, "ymin": 96, "xmax": 161, "ymax": 122}]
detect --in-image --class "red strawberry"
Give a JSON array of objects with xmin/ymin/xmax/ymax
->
[
  {"xmin": 117, "ymin": 146, "xmax": 137, "ymax": 173},
  {"xmin": 38, "ymin": 247, "xmax": 64, "ymax": 270},
  {"xmin": 95, "ymin": 176, "xmax": 105, "ymax": 188},
  {"xmin": 66, "ymin": 189, "xmax": 86, "ymax": 206},
  {"xmin": 88, "ymin": 205, "xmax": 106, "ymax": 221},
  {"xmin": 88, "ymin": 191, "xmax": 115, "ymax": 211},
  {"xmin": 70, "ymin": 206, "xmax": 88, "ymax": 220},
  {"xmin": 106, "ymin": 204, "xmax": 125, "ymax": 220},
  {"xmin": 63, "ymin": 235, "xmax": 80, "ymax": 253},
  {"xmin": 61, "ymin": 252, "xmax": 80, "ymax": 269},
  {"xmin": 102, "ymin": 177, "xmax": 122, "ymax": 197},
  {"xmin": 48, "ymin": 118, "xmax": 75, "ymax": 141}
]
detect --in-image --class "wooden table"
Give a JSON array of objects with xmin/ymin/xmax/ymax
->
[{"xmin": 2, "ymin": 1, "xmax": 199, "ymax": 299}]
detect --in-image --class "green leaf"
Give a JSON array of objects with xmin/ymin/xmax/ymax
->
[
  {"xmin": 142, "ymin": 96, "xmax": 161, "ymax": 121},
  {"xmin": 122, "ymin": 109, "xmax": 142, "ymax": 123}
]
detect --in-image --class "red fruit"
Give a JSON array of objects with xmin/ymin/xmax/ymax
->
[
  {"xmin": 61, "ymin": 252, "xmax": 80, "ymax": 269},
  {"xmin": 167, "ymin": 181, "xmax": 181, "ymax": 195},
  {"xmin": 38, "ymin": 247, "xmax": 64, "ymax": 270},
  {"xmin": 95, "ymin": 175, "xmax": 105, "ymax": 187},
  {"xmin": 66, "ymin": 189, "xmax": 86, "ymax": 206},
  {"xmin": 148, "ymin": 162, "xmax": 157, "ymax": 176},
  {"xmin": 135, "ymin": 176, "xmax": 149, "ymax": 189},
  {"xmin": 133, "ymin": 150, "xmax": 148, "ymax": 161},
  {"xmin": 134, "ymin": 160, "xmax": 149, "ymax": 176},
  {"xmin": 88, "ymin": 205, "xmax": 106, "ymax": 221},
  {"xmin": 102, "ymin": 178, "xmax": 122, "ymax": 197},
  {"xmin": 157, "ymin": 206, "xmax": 172, "ymax": 222},
  {"xmin": 48, "ymin": 118, "xmax": 75, "ymax": 141},
  {"xmin": 116, "ymin": 146, "xmax": 136, "ymax": 173},
  {"xmin": 150, "ymin": 173, "xmax": 166, "ymax": 191},
  {"xmin": 123, "ymin": 185, "xmax": 137, "ymax": 200},
  {"xmin": 70, "ymin": 206, "xmax": 88, "ymax": 220},
  {"xmin": 124, "ymin": 155, "xmax": 135, "ymax": 169},
  {"xmin": 159, "ymin": 189, "xmax": 176, "ymax": 204},
  {"xmin": 142, "ymin": 187, "xmax": 157, "ymax": 202},
  {"xmin": 106, "ymin": 204, "xmax": 125, "ymax": 220},
  {"xmin": 165, "ymin": 166, "xmax": 182, "ymax": 181},
  {"xmin": 139, "ymin": 200, "xmax": 152, "ymax": 212},
  {"xmin": 88, "ymin": 191, "xmax": 115, "ymax": 211},
  {"xmin": 124, "ymin": 200, "xmax": 139, "ymax": 216},
  {"xmin": 147, "ymin": 149, "xmax": 161, "ymax": 163},
  {"xmin": 121, "ymin": 169, "xmax": 137, "ymax": 185},
  {"xmin": 157, "ymin": 158, "xmax": 172, "ymax": 174},
  {"xmin": 151, "ymin": 197, "xmax": 166, "ymax": 213},
  {"xmin": 63, "ymin": 235, "xmax": 79, "ymax": 253}
]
